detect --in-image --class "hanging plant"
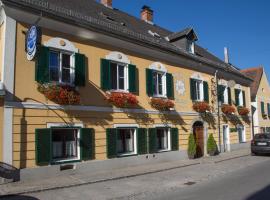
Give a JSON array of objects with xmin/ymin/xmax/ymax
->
[
  {"xmin": 37, "ymin": 83, "xmax": 80, "ymax": 105},
  {"xmin": 221, "ymin": 104, "xmax": 236, "ymax": 115},
  {"xmin": 105, "ymin": 92, "xmax": 139, "ymax": 108},
  {"xmin": 192, "ymin": 101, "xmax": 211, "ymax": 113},
  {"xmin": 237, "ymin": 106, "xmax": 250, "ymax": 116},
  {"xmin": 262, "ymin": 113, "xmax": 268, "ymax": 119},
  {"xmin": 150, "ymin": 98, "xmax": 175, "ymax": 111}
]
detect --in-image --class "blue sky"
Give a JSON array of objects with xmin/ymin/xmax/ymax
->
[{"xmin": 112, "ymin": 0, "xmax": 270, "ymax": 78}]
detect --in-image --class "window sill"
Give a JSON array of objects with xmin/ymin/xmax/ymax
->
[
  {"xmin": 117, "ymin": 152, "xmax": 137, "ymax": 157},
  {"xmin": 109, "ymin": 89, "xmax": 129, "ymax": 93},
  {"xmin": 51, "ymin": 158, "xmax": 80, "ymax": 165},
  {"xmin": 152, "ymin": 95, "xmax": 168, "ymax": 99},
  {"xmin": 156, "ymin": 149, "xmax": 171, "ymax": 153}
]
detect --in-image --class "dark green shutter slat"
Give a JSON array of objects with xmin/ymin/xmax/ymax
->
[
  {"xmin": 203, "ymin": 81, "xmax": 209, "ymax": 103},
  {"xmin": 35, "ymin": 46, "xmax": 49, "ymax": 83},
  {"xmin": 35, "ymin": 128, "xmax": 51, "ymax": 166},
  {"xmin": 242, "ymin": 91, "xmax": 246, "ymax": 107},
  {"xmin": 137, "ymin": 128, "xmax": 147, "ymax": 155},
  {"xmin": 228, "ymin": 87, "xmax": 232, "ymax": 105},
  {"xmin": 106, "ymin": 128, "xmax": 117, "ymax": 158},
  {"xmin": 261, "ymin": 102, "xmax": 265, "ymax": 115},
  {"xmin": 101, "ymin": 59, "xmax": 111, "ymax": 90},
  {"xmin": 166, "ymin": 73, "xmax": 174, "ymax": 99},
  {"xmin": 75, "ymin": 53, "xmax": 86, "ymax": 86},
  {"xmin": 235, "ymin": 89, "xmax": 240, "ymax": 106},
  {"xmin": 80, "ymin": 128, "xmax": 94, "ymax": 161},
  {"xmin": 171, "ymin": 128, "xmax": 179, "ymax": 151},
  {"xmin": 148, "ymin": 128, "xmax": 157, "ymax": 154},
  {"xmin": 217, "ymin": 85, "xmax": 225, "ymax": 104},
  {"xmin": 190, "ymin": 78, "xmax": 196, "ymax": 101},
  {"xmin": 268, "ymin": 103, "xmax": 270, "ymax": 115},
  {"xmin": 128, "ymin": 64, "xmax": 137, "ymax": 93},
  {"xmin": 146, "ymin": 69, "xmax": 154, "ymax": 96}
]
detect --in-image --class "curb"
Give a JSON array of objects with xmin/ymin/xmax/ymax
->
[
  {"xmin": 0, "ymin": 162, "xmax": 201, "ymax": 197},
  {"xmin": 214, "ymin": 153, "xmax": 250, "ymax": 163}
]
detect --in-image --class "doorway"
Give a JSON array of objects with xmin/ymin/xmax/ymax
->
[
  {"xmin": 193, "ymin": 121, "xmax": 204, "ymax": 158},
  {"xmin": 222, "ymin": 125, "xmax": 230, "ymax": 152}
]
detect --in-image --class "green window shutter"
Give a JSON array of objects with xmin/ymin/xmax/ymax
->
[
  {"xmin": 171, "ymin": 128, "xmax": 179, "ymax": 151},
  {"xmin": 35, "ymin": 128, "xmax": 51, "ymax": 166},
  {"xmin": 217, "ymin": 85, "xmax": 225, "ymax": 103},
  {"xmin": 190, "ymin": 78, "xmax": 196, "ymax": 100},
  {"xmin": 146, "ymin": 69, "xmax": 154, "ymax": 96},
  {"xmin": 128, "ymin": 64, "xmax": 137, "ymax": 93},
  {"xmin": 268, "ymin": 103, "xmax": 270, "ymax": 115},
  {"xmin": 137, "ymin": 128, "xmax": 147, "ymax": 155},
  {"xmin": 228, "ymin": 87, "xmax": 232, "ymax": 105},
  {"xmin": 148, "ymin": 128, "xmax": 157, "ymax": 154},
  {"xmin": 235, "ymin": 89, "xmax": 240, "ymax": 106},
  {"xmin": 166, "ymin": 73, "xmax": 174, "ymax": 99},
  {"xmin": 106, "ymin": 128, "xmax": 117, "ymax": 159},
  {"xmin": 242, "ymin": 91, "xmax": 246, "ymax": 107},
  {"xmin": 100, "ymin": 59, "xmax": 111, "ymax": 90},
  {"xmin": 35, "ymin": 46, "xmax": 49, "ymax": 83},
  {"xmin": 203, "ymin": 81, "xmax": 209, "ymax": 103},
  {"xmin": 80, "ymin": 128, "xmax": 95, "ymax": 161},
  {"xmin": 261, "ymin": 102, "xmax": 265, "ymax": 115},
  {"xmin": 75, "ymin": 53, "xmax": 86, "ymax": 86}
]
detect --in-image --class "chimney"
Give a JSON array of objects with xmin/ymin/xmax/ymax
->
[
  {"xmin": 224, "ymin": 47, "xmax": 229, "ymax": 64},
  {"xmin": 101, "ymin": 0, "xmax": 112, "ymax": 8},
  {"xmin": 141, "ymin": 5, "xmax": 153, "ymax": 23}
]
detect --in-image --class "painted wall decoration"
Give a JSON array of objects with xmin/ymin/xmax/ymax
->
[{"xmin": 173, "ymin": 73, "xmax": 188, "ymax": 105}]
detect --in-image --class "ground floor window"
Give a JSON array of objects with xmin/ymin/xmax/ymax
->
[
  {"xmin": 237, "ymin": 125, "xmax": 246, "ymax": 143},
  {"xmin": 156, "ymin": 128, "xmax": 170, "ymax": 151},
  {"xmin": 52, "ymin": 128, "xmax": 78, "ymax": 161},
  {"xmin": 117, "ymin": 128, "xmax": 136, "ymax": 155}
]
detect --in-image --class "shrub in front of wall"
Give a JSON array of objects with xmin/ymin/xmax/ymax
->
[
  {"xmin": 187, "ymin": 134, "xmax": 197, "ymax": 159},
  {"xmin": 207, "ymin": 134, "xmax": 218, "ymax": 156}
]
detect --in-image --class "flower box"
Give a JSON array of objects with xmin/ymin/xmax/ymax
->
[
  {"xmin": 106, "ymin": 92, "xmax": 139, "ymax": 108},
  {"xmin": 192, "ymin": 101, "xmax": 211, "ymax": 113},
  {"xmin": 262, "ymin": 113, "xmax": 268, "ymax": 119},
  {"xmin": 150, "ymin": 98, "xmax": 175, "ymax": 111},
  {"xmin": 37, "ymin": 83, "xmax": 80, "ymax": 105},
  {"xmin": 238, "ymin": 106, "xmax": 250, "ymax": 116},
  {"xmin": 221, "ymin": 104, "xmax": 236, "ymax": 115}
]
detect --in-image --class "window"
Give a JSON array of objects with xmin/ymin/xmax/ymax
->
[
  {"xmin": 237, "ymin": 125, "xmax": 246, "ymax": 143},
  {"xmin": 187, "ymin": 40, "xmax": 194, "ymax": 54},
  {"xmin": 261, "ymin": 102, "xmax": 265, "ymax": 117},
  {"xmin": 156, "ymin": 128, "xmax": 170, "ymax": 151},
  {"xmin": 49, "ymin": 51, "xmax": 74, "ymax": 84},
  {"xmin": 190, "ymin": 78, "xmax": 209, "ymax": 102},
  {"xmin": 116, "ymin": 128, "xmax": 136, "ymax": 155},
  {"xmin": 218, "ymin": 85, "xmax": 231, "ymax": 104},
  {"xmin": 52, "ymin": 128, "xmax": 78, "ymax": 161},
  {"xmin": 153, "ymin": 71, "xmax": 165, "ymax": 96},
  {"xmin": 194, "ymin": 80, "xmax": 203, "ymax": 101},
  {"xmin": 235, "ymin": 89, "xmax": 246, "ymax": 107},
  {"xmin": 110, "ymin": 62, "xmax": 128, "ymax": 91}
]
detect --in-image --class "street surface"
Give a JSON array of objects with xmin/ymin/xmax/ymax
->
[{"xmin": 2, "ymin": 155, "xmax": 270, "ymax": 200}]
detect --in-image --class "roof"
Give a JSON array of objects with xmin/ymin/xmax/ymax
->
[
  {"xmin": 241, "ymin": 67, "xmax": 264, "ymax": 100},
  {"xmin": 2, "ymin": 0, "xmax": 252, "ymax": 82},
  {"xmin": 167, "ymin": 28, "xmax": 198, "ymax": 42}
]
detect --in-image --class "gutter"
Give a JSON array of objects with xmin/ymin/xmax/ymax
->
[{"xmin": 2, "ymin": 0, "xmax": 253, "ymax": 83}]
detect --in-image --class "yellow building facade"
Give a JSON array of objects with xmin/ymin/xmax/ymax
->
[{"xmin": 0, "ymin": 0, "xmax": 252, "ymax": 170}]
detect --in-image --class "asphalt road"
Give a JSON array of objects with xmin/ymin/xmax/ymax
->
[
  {"xmin": 145, "ymin": 158, "xmax": 270, "ymax": 200},
  {"xmin": 2, "ymin": 155, "xmax": 270, "ymax": 200}
]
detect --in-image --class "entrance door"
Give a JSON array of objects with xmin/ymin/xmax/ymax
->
[
  {"xmin": 223, "ymin": 125, "xmax": 230, "ymax": 152},
  {"xmin": 193, "ymin": 121, "xmax": 204, "ymax": 157}
]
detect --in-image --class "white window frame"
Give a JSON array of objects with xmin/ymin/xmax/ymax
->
[
  {"xmin": 114, "ymin": 124, "xmax": 138, "ymax": 156},
  {"xmin": 47, "ymin": 123, "xmax": 83, "ymax": 163},
  {"xmin": 109, "ymin": 61, "xmax": 129, "ymax": 92},
  {"xmin": 237, "ymin": 125, "xmax": 246, "ymax": 143},
  {"xmin": 153, "ymin": 70, "xmax": 167, "ymax": 98},
  {"xmin": 194, "ymin": 79, "xmax": 204, "ymax": 102},
  {"xmin": 155, "ymin": 127, "xmax": 171, "ymax": 152},
  {"xmin": 49, "ymin": 49, "xmax": 75, "ymax": 85},
  {"xmin": 239, "ymin": 90, "xmax": 244, "ymax": 106},
  {"xmin": 187, "ymin": 40, "xmax": 195, "ymax": 54},
  {"xmin": 223, "ymin": 86, "xmax": 229, "ymax": 104}
]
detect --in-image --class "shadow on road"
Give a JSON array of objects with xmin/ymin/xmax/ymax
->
[
  {"xmin": 0, "ymin": 195, "xmax": 39, "ymax": 200},
  {"xmin": 246, "ymin": 184, "xmax": 270, "ymax": 200}
]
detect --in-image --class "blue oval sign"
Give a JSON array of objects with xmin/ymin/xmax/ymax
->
[{"xmin": 26, "ymin": 26, "xmax": 38, "ymax": 60}]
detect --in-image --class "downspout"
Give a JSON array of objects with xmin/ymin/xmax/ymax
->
[{"xmin": 215, "ymin": 70, "xmax": 222, "ymax": 152}]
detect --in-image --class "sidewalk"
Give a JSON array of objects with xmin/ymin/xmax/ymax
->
[{"xmin": 0, "ymin": 149, "xmax": 250, "ymax": 197}]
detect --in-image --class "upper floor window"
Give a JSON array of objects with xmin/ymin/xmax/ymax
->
[
  {"xmin": 187, "ymin": 40, "xmax": 195, "ymax": 54},
  {"xmin": 146, "ymin": 62, "xmax": 174, "ymax": 99},
  {"xmin": 235, "ymin": 89, "xmax": 246, "ymax": 107},
  {"xmin": 49, "ymin": 51, "xmax": 75, "ymax": 84},
  {"xmin": 100, "ymin": 52, "xmax": 137, "ymax": 93},
  {"xmin": 35, "ymin": 38, "xmax": 86, "ymax": 86},
  {"xmin": 218, "ymin": 85, "xmax": 232, "ymax": 105},
  {"xmin": 190, "ymin": 78, "xmax": 209, "ymax": 102}
]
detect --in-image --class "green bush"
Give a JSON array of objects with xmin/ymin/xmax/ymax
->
[
  {"xmin": 207, "ymin": 134, "xmax": 218, "ymax": 156},
  {"xmin": 188, "ymin": 134, "xmax": 197, "ymax": 159}
]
